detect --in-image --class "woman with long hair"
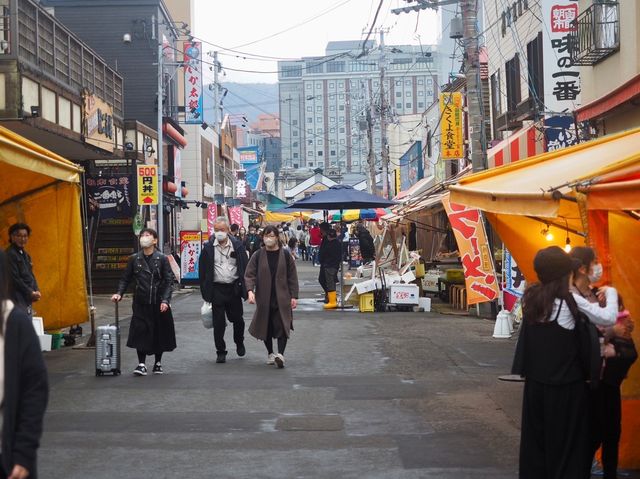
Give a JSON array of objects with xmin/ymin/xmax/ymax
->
[
  {"xmin": 514, "ymin": 246, "xmax": 618, "ymax": 479},
  {"xmin": 244, "ymin": 225, "xmax": 299, "ymax": 368},
  {"xmin": 0, "ymin": 250, "xmax": 48, "ymax": 479},
  {"xmin": 112, "ymin": 228, "xmax": 176, "ymax": 376}
]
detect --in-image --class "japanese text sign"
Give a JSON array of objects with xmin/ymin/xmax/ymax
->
[
  {"xmin": 137, "ymin": 165, "xmax": 158, "ymax": 205},
  {"xmin": 505, "ymin": 250, "xmax": 526, "ymax": 297},
  {"xmin": 83, "ymin": 92, "xmax": 115, "ymax": 152},
  {"xmin": 439, "ymin": 92, "xmax": 464, "ymax": 160},
  {"xmin": 228, "ymin": 206, "xmax": 243, "ymax": 228},
  {"xmin": 207, "ymin": 203, "xmax": 217, "ymax": 236},
  {"xmin": 442, "ymin": 194, "xmax": 500, "ymax": 305},
  {"xmin": 85, "ymin": 174, "xmax": 132, "ymax": 219},
  {"xmin": 183, "ymin": 42, "xmax": 203, "ymax": 124},
  {"xmin": 179, "ymin": 231, "xmax": 202, "ymax": 281},
  {"xmin": 542, "ymin": 0, "xmax": 581, "ymax": 115}
]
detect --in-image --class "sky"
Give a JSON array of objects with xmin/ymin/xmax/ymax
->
[{"xmin": 193, "ymin": 0, "xmax": 441, "ymax": 84}]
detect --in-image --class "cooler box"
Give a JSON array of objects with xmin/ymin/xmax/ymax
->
[
  {"xmin": 422, "ymin": 270, "xmax": 441, "ymax": 292},
  {"xmin": 359, "ymin": 293, "xmax": 375, "ymax": 312},
  {"xmin": 388, "ymin": 284, "xmax": 420, "ymax": 305}
]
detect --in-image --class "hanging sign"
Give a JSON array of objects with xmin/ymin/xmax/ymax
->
[
  {"xmin": 439, "ymin": 92, "xmax": 464, "ymax": 159},
  {"xmin": 505, "ymin": 250, "xmax": 526, "ymax": 297},
  {"xmin": 228, "ymin": 206, "xmax": 244, "ymax": 228},
  {"xmin": 442, "ymin": 194, "xmax": 500, "ymax": 305},
  {"xmin": 207, "ymin": 203, "xmax": 217, "ymax": 236},
  {"xmin": 183, "ymin": 41, "xmax": 203, "ymax": 124},
  {"xmin": 85, "ymin": 174, "xmax": 132, "ymax": 219},
  {"xmin": 137, "ymin": 165, "xmax": 158, "ymax": 205},
  {"xmin": 179, "ymin": 231, "xmax": 202, "ymax": 281},
  {"xmin": 542, "ymin": 0, "xmax": 581, "ymax": 115}
]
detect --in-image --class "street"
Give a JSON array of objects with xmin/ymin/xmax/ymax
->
[{"xmin": 39, "ymin": 263, "xmax": 524, "ymax": 478}]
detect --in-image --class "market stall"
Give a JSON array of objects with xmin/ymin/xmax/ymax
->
[
  {"xmin": 0, "ymin": 125, "xmax": 88, "ymax": 331},
  {"xmin": 449, "ymin": 126, "xmax": 640, "ymax": 469}
]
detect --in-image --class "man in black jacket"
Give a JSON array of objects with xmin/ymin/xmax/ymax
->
[
  {"xmin": 5, "ymin": 223, "xmax": 41, "ymax": 315},
  {"xmin": 319, "ymin": 228, "xmax": 342, "ymax": 310},
  {"xmin": 198, "ymin": 218, "xmax": 249, "ymax": 363}
]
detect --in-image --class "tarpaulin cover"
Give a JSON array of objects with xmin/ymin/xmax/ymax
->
[
  {"xmin": 448, "ymin": 127, "xmax": 640, "ymax": 468},
  {"xmin": 0, "ymin": 126, "xmax": 88, "ymax": 331}
]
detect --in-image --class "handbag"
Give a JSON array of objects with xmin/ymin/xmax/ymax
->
[{"xmin": 200, "ymin": 301, "xmax": 213, "ymax": 329}]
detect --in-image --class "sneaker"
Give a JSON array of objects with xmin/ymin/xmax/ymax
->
[
  {"xmin": 133, "ymin": 364, "xmax": 147, "ymax": 376},
  {"xmin": 216, "ymin": 352, "xmax": 227, "ymax": 363},
  {"xmin": 274, "ymin": 353, "xmax": 285, "ymax": 369},
  {"xmin": 266, "ymin": 353, "xmax": 276, "ymax": 365},
  {"xmin": 152, "ymin": 363, "xmax": 163, "ymax": 375},
  {"xmin": 236, "ymin": 343, "xmax": 246, "ymax": 357}
]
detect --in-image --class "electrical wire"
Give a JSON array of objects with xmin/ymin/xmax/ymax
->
[{"xmin": 358, "ymin": 0, "xmax": 385, "ymax": 57}]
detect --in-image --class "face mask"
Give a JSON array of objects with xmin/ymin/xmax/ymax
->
[
  {"xmin": 264, "ymin": 237, "xmax": 277, "ymax": 247},
  {"xmin": 215, "ymin": 231, "xmax": 228, "ymax": 242},
  {"xmin": 140, "ymin": 236, "xmax": 154, "ymax": 248},
  {"xmin": 588, "ymin": 263, "xmax": 603, "ymax": 283}
]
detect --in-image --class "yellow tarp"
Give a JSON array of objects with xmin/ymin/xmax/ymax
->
[
  {"xmin": 263, "ymin": 211, "xmax": 309, "ymax": 223},
  {"xmin": 448, "ymin": 127, "xmax": 640, "ymax": 468},
  {"xmin": 0, "ymin": 125, "xmax": 88, "ymax": 331}
]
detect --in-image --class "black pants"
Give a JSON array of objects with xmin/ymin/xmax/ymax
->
[
  {"xmin": 319, "ymin": 266, "xmax": 338, "ymax": 293},
  {"xmin": 590, "ymin": 383, "xmax": 622, "ymax": 479},
  {"xmin": 211, "ymin": 283, "xmax": 244, "ymax": 354},
  {"xmin": 519, "ymin": 379, "xmax": 590, "ymax": 479}
]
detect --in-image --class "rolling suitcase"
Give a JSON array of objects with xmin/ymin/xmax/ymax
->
[{"xmin": 95, "ymin": 302, "xmax": 121, "ymax": 376}]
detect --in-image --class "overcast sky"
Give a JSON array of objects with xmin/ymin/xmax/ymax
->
[{"xmin": 193, "ymin": 0, "xmax": 441, "ymax": 84}]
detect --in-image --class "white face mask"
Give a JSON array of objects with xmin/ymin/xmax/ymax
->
[
  {"xmin": 588, "ymin": 263, "xmax": 603, "ymax": 283},
  {"xmin": 139, "ymin": 236, "xmax": 155, "ymax": 249},
  {"xmin": 264, "ymin": 237, "xmax": 278, "ymax": 247},
  {"xmin": 214, "ymin": 231, "xmax": 228, "ymax": 242}
]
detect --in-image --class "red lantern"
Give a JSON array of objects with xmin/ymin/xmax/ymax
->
[
  {"xmin": 164, "ymin": 181, "xmax": 178, "ymax": 194},
  {"xmin": 181, "ymin": 186, "xmax": 189, "ymax": 197}
]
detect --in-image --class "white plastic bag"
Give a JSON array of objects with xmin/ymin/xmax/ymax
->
[{"xmin": 200, "ymin": 302, "xmax": 213, "ymax": 329}]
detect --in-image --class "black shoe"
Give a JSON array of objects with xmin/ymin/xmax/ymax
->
[
  {"xmin": 133, "ymin": 364, "xmax": 148, "ymax": 376},
  {"xmin": 152, "ymin": 363, "xmax": 163, "ymax": 375},
  {"xmin": 216, "ymin": 352, "xmax": 227, "ymax": 363},
  {"xmin": 236, "ymin": 343, "xmax": 246, "ymax": 357}
]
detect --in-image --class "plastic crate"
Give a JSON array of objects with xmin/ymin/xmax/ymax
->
[{"xmin": 359, "ymin": 293, "xmax": 375, "ymax": 312}]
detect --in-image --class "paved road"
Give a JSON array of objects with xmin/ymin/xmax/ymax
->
[{"xmin": 40, "ymin": 262, "xmax": 525, "ymax": 478}]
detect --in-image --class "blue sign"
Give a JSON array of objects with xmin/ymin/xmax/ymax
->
[
  {"xmin": 399, "ymin": 141, "xmax": 424, "ymax": 192},
  {"xmin": 545, "ymin": 116, "xmax": 578, "ymax": 152},
  {"xmin": 238, "ymin": 146, "xmax": 261, "ymax": 190}
]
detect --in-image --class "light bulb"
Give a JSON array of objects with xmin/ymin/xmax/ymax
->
[
  {"xmin": 545, "ymin": 231, "xmax": 554, "ymax": 241},
  {"xmin": 564, "ymin": 237, "xmax": 572, "ymax": 252}
]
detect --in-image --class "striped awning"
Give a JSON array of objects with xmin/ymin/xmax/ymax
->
[{"xmin": 487, "ymin": 121, "xmax": 545, "ymax": 169}]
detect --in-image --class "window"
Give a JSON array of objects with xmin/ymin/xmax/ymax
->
[
  {"xmin": 406, "ymin": 103, "xmax": 412, "ymax": 108},
  {"xmin": 331, "ymin": 161, "xmax": 337, "ymax": 166},
  {"xmin": 306, "ymin": 84, "xmax": 312, "ymax": 89},
  {"xmin": 329, "ymin": 82, "xmax": 335, "ymax": 89},
  {"xmin": 307, "ymin": 117, "xmax": 313, "ymax": 123},
  {"xmin": 326, "ymin": 61, "xmax": 345, "ymax": 73},
  {"xmin": 293, "ymin": 141, "xmax": 298, "ymax": 147},
  {"xmin": 330, "ymin": 105, "xmax": 335, "ymax": 111},
  {"xmin": 374, "ymin": 81, "xmax": 379, "ymax": 86},
  {"xmin": 375, "ymin": 138, "xmax": 380, "ymax": 143},
  {"xmin": 331, "ymin": 139, "xmax": 336, "ymax": 144},
  {"xmin": 526, "ymin": 32, "xmax": 543, "ymax": 108},
  {"xmin": 309, "ymin": 162, "xmax": 314, "ymax": 167},
  {"xmin": 317, "ymin": 139, "xmax": 322, "ymax": 145},
  {"xmin": 339, "ymin": 105, "xmax": 344, "ymax": 110},
  {"xmin": 316, "ymin": 83, "xmax": 321, "ymax": 89},
  {"xmin": 281, "ymin": 65, "xmax": 302, "ymax": 77},
  {"xmin": 406, "ymin": 92, "xmax": 411, "ymax": 97},
  {"xmin": 339, "ymin": 94, "xmax": 344, "ymax": 99},
  {"xmin": 318, "ymin": 151, "xmax": 323, "ymax": 156},
  {"xmin": 331, "ymin": 150, "xmax": 336, "ymax": 156},
  {"xmin": 330, "ymin": 117, "xmax": 336, "ymax": 123},
  {"xmin": 506, "ymin": 54, "xmax": 522, "ymax": 112},
  {"xmin": 308, "ymin": 151, "xmax": 313, "ymax": 156},
  {"xmin": 317, "ymin": 128, "xmax": 322, "ymax": 133},
  {"xmin": 339, "ymin": 116, "xmax": 344, "ymax": 122},
  {"xmin": 307, "ymin": 106, "xmax": 312, "ymax": 112},
  {"xmin": 307, "ymin": 61, "xmax": 324, "ymax": 74},
  {"xmin": 308, "ymin": 140, "xmax": 313, "ymax": 145},
  {"xmin": 292, "ymin": 119, "xmax": 298, "ymax": 126},
  {"xmin": 293, "ymin": 163, "xmax": 299, "ymax": 169},
  {"xmin": 338, "ymin": 82, "xmax": 344, "ymax": 90},
  {"xmin": 396, "ymin": 103, "xmax": 402, "ymax": 109},
  {"xmin": 396, "ymin": 81, "xmax": 401, "ymax": 86},
  {"xmin": 317, "ymin": 117, "xmax": 322, "ymax": 122},
  {"xmin": 307, "ymin": 129, "xmax": 313, "ymax": 134},
  {"xmin": 427, "ymin": 79, "xmax": 433, "ymax": 86},
  {"xmin": 353, "ymin": 161, "xmax": 359, "ymax": 166},
  {"xmin": 293, "ymin": 131, "xmax": 298, "ymax": 137},
  {"xmin": 396, "ymin": 92, "xmax": 402, "ymax": 97},
  {"xmin": 330, "ymin": 128, "xmax": 335, "ymax": 133},
  {"xmin": 316, "ymin": 106, "xmax": 322, "ymax": 112},
  {"xmin": 405, "ymin": 80, "xmax": 411, "ymax": 86},
  {"xmin": 418, "ymin": 79, "xmax": 424, "ymax": 85},
  {"xmin": 418, "ymin": 102, "xmax": 424, "ymax": 108},
  {"xmin": 339, "ymin": 128, "xmax": 345, "ymax": 133},
  {"xmin": 340, "ymin": 139, "xmax": 345, "ymax": 144},
  {"xmin": 418, "ymin": 91, "xmax": 424, "ymax": 96}
]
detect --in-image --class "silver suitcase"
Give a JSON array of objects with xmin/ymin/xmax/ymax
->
[{"xmin": 95, "ymin": 302, "xmax": 121, "ymax": 376}]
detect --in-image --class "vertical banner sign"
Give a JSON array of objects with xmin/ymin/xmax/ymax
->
[
  {"xmin": 505, "ymin": 250, "xmax": 526, "ymax": 297},
  {"xmin": 439, "ymin": 93, "xmax": 464, "ymax": 159},
  {"xmin": 137, "ymin": 165, "xmax": 158, "ymax": 205},
  {"xmin": 183, "ymin": 42, "xmax": 203, "ymax": 124},
  {"xmin": 174, "ymin": 146, "xmax": 183, "ymax": 198},
  {"xmin": 179, "ymin": 231, "xmax": 202, "ymax": 281},
  {"xmin": 442, "ymin": 194, "xmax": 500, "ymax": 305},
  {"xmin": 228, "ymin": 206, "xmax": 244, "ymax": 228},
  {"xmin": 542, "ymin": 0, "xmax": 581, "ymax": 115},
  {"xmin": 207, "ymin": 203, "xmax": 217, "ymax": 236}
]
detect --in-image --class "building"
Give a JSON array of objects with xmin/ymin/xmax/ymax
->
[{"xmin": 278, "ymin": 40, "xmax": 443, "ymax": 175}]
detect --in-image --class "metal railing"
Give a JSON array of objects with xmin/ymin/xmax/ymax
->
[{"xmin": 571, "ymin": 1, "xmax": 620, "ymax": 66}]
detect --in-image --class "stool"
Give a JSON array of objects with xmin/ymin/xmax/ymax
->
[
  {"xmin": 451, "ymin": 285, "xmax": 467, "ymax": 310},
  {"xmin": 449, "ymin": 285, "xmax": 462, "ymax": 308}
]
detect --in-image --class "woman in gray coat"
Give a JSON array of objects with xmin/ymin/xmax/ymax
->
[{"xmin": 245, "ymin": 225, "xmax": 299, "ymax": 368}]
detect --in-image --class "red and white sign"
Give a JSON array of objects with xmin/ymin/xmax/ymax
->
[
  {"xmin": 207, "ymin": 203, "xmax": 217, "ymax": 236},
  {"xmin": 228, "ymin": 206, "xmax": 243, "ymax": 228},
  {"xmin": 442, "ymin": 194, "xmax": 500, "ymax": 305},
  {"xmin": 542, "ymin": 0, "xmax": 581, "ymax": 115}
]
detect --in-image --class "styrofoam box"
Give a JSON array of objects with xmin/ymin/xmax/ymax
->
[
  {"xmin": 418, "ymin": 297, "xmax": 432, "ymax": 312},
  {"xmin": 422, "ymin": 272, "xmax": 441, "ymax": 292},
  {"xmin": 389, "ymin": 284, "xmax": 420, "ymax": 305},
  {"xmin": 355, "ymin": 279, "xmax": 382, "ymax": 295},
  {"xmin": 32, "ymin": 316, "xmax": 45, "ymax": 336},
  {"xmin": 401, "ymin": 271, "xmax": 416, "ymax": 283}
]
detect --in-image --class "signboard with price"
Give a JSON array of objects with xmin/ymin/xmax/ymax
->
[{"xmin": 137, "ymin": 165, "xmax": 158, "ymax": 205}]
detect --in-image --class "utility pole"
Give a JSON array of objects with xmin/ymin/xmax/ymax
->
[
  {"xmin": 156, "ymin": 24, "xmax": 165, "ymax": 251},
  {"xmin": 366, "ymin": 108, "xmax": 376, "ymax": 194},
  {"xmin": 212, "ymin": 51, "xmax": 220, "ymax": 130},
  {"xmin": 378, "ymin": 29, "xmax": 390, "ymax": 199},
  {"xmin": 461, "ymin": 0, "xmax": 485, "ymax": 172}
]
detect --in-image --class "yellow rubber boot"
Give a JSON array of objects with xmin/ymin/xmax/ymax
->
[{"xmin": 323, "ymin": 291, "xmax": 338, "ymax": 309}]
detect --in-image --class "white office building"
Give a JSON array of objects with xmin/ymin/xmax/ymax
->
[{"xmin": 278, "ymin": 40, "xmax": 446, "ymax": 174}]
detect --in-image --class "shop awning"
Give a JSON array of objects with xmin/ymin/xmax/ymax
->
[
  {"xmin": 450, "ymin": 127, "xmax": 640, "ymax": 218},
  {"xmin": 0, "ymin": 125, "xmax": 88, "ymax": 330},
  {"xmin": 394, "ymin": 175, "xmax": 435, "ymax": 201},
  {"xmin": 487, "ymin": 120, "xmax": 545, "ymax": 169}
]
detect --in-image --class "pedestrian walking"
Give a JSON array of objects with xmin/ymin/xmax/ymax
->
[
  {"xmin": 308, "ymin": 222, "xmax": 322, "ymax": 266},
  {"xmin": 513, "ymin": 246, "xmax": 618, "ymax": 479},
  {"xmin": 244, "ymin": 224, "xmax": 261, "ymax": 257},
  {"xmin": 319, "ymin": 227, "xmax": 341, "ymax": 310},
  {"xmin": 112, "ymin": 228, "xmax": 176, "ymax": 376},
  {"xmin": 198, "ymin": 218, "xmax": 249, "ymax": 364},
  {"xmin": 0, "ymin": 249, "xmax": 48, "ymax": 479},
  {"xmin": 245, "ymin": 225, "xmax": 299, "ymax": 368},
  {"xmin": 5, "ymin": 223, "xmax": 41, "ymax": 317},
  {"xmin": 356, "ymin": 223, "xmax": 375, "ymax": 264},
  {"xmin": 298, "ymin": 225, "xmax": 309, "ymax": 261}
]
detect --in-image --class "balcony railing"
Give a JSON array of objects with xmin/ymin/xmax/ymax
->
[
  {"xmin": 15, "ymin": 0, "xmax": 123, "ymax": 116},
  {"xmin": 570, "ymin": 1, "xmax": 620, "ymax": 66}
]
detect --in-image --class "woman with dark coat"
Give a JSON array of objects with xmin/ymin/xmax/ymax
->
[
  {"xmin": 513, "ymin": 246, "xmax": 618, "ymax": 479},
  {"xmin": 112, "ymin": 228, "xmax": 176, "ymax": 376},
  {"xmin": 245, "ymin": 225, "xmax": 299, "ymax": 368},
  {"xmin": 356, "ymin": 224, "xmax": 375, "ymax": 264},
  {"xmin": 0, "ymin": 250, "xmax": 48, "ymax": 479}
]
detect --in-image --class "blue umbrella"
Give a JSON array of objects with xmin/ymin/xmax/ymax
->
[{"xmin": 286, "ymin": 185, "xmax": 396, "ymax": 210}]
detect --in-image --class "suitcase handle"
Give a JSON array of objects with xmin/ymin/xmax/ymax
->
[{"xmin": 114, "ymin": 301, "xmax": 119, "ymax": 328}]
